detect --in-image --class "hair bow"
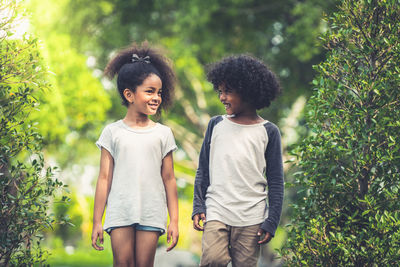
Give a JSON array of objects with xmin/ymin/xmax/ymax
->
[{"xmin": 132, "ymin": 54, "xmax": 151, "ymax": 64}]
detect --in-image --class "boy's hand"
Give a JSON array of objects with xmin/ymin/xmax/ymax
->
[
  {"xmin": 167, "ymin": 222, "xmax": 179, "ymax": 252},
  {"xmin": 91, "ymin": 223, "xmax": 104, "ymax": 250},
  {"xmin": 257, "ymin": 229, "xmax": 272, "ymax": 244},
  {"xmin": 193, "ymin": 213, "xmax": 206, "ymax": 231}
]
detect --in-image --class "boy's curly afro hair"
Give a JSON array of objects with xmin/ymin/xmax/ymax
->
[{"xmin": 206, "ymin": 54, "xmax": 281, "ymax": 109}]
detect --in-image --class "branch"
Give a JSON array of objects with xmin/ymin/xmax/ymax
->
[
  {"xmin": 372, "ymin": 54, "xmax": 394, "ymax": 82},
  {"xmin": 349, "ymin": 8, "xmax": 374, "ymax": 52}
]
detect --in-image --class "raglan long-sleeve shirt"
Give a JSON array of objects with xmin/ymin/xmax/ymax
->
[{"xmin": 192, "ymin": 115, "xmax": 284, "ymax": 236}]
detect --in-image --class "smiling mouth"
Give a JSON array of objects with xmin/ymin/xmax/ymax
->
[
  {"xmin": 222, "ymin": 103, "xmax": 231, "ymax": 109},
  {"xmin": 148, "ymin": 103, "xmax": 159, "ymax": 109}
]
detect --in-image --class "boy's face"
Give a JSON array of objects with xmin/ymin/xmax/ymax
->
[{"xmin": 217, "ymin": 84, "xmax": 244, "ymax": 116}]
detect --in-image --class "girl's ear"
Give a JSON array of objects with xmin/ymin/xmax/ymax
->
[{"xmin": 123, "ymin": 88, "xmax": 134, "ymax": 104}]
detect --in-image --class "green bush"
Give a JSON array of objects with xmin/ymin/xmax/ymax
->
[
  {"xmin": 0, "ymin": 1, "xmax": 68, "ymax": 265},
  {"xmin": 282, "ymin": 0, "xmax": 400, "ymax": 265}
]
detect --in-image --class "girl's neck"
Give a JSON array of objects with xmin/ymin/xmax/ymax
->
[
  {"xmin": 228, "ymin": 109, "xmax": 264, "ymax": 125},
  {"xmin": 123, "ymin": 108, "xmax": 154, "ymax": 128}
]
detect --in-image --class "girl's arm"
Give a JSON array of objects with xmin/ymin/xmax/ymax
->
[
  {"xmin": 161, "ymin": 151, "xmax": 179, "ymax": 252},
  {"xmin": 91, "ymin": 148, "xmax": 114, "ymax": 250}
]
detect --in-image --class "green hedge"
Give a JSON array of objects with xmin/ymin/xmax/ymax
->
[
  {"xmin": 282, "ymin": 0, "xmax": 400, "ymax": 265},
  {"xmin": 0, "ymin": 1, "xmax": 68, "ymax": 265}
]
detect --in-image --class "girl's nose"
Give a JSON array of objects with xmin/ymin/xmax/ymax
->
[
  {"xmin": 219, "ymin": 92, "xmax": 226, "ymax": 101},
  {"xmin": 153, "ymin": 93, "xmax": 161, "ymax": 102}
]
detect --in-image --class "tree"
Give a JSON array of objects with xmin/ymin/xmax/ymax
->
[
  {"xmin": 282, "ymin": 0, "xmax": 400, "ymax": 265},
  {"xmin": 25, "ymin": 0, "xmax": 112, "ymax": 168},
  {"xmin": 58, "ymin": 0, "xmax": 339, "ymax": 120},
  {"xmin": 0, "ymin": 1, "xmax": 68, "ymax": 264},
  {"xmin": 30, "ymin": 0, "xmax": 338, "ymax": 164}
]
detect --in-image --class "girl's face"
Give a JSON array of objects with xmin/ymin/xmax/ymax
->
[
  {"xmin": 217, "ymin": 84, "xmax": 245, "ymax": 116},
  {"xmin": 125, "ymin": 74, "xmax": 163, "ymax": 116}
]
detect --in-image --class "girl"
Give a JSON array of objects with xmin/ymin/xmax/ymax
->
[{"xmin": 91, "ymin": 43, "xmax": 179, "ymax": 267}]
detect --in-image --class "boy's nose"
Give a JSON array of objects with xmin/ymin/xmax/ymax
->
[{"xmin": 219, "ymin": 93, "xmax": 226, "ymax": 101}]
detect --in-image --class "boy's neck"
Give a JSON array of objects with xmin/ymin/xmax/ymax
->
[{"xmin": 227, "ymin": 109, "xmax": 264, "ymax": 125}]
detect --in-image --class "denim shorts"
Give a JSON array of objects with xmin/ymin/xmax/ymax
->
[{"xmin": 105, "ymin": 223, "xmax": 165, "ymax": 235}]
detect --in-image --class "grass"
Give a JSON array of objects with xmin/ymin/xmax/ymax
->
[{"xmin": 46, "ymin": 237, "xmax": 113, "ymax": 267}]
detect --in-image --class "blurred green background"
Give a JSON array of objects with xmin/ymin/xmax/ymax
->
[{"xmin": 3, "ymin": 0, "xmax": 339, "ymax": 265}]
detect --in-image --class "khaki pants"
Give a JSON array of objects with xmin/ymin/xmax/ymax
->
[{"xmin": 200, "ymin": 220, "xmax": 261, "ymax": 267}]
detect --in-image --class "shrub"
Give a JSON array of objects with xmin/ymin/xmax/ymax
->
[
  {"xmin": 0, "ymin": 1, "xmax": 67, "ymax": 265},
  {"xmin": 282, "ymin": 0, "xmax": 400, "ymax": 265}
]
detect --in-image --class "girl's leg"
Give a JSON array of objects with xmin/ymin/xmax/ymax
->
[
  {"xmin": 110, "ymin": 227, "xmax": 135, "ymax": 267},
  {"xmin": 134, "ymin": 230, "xmax": 159, "ymax": 267}
]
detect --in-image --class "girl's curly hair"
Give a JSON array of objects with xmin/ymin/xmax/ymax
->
[
  {"xmin": 104, "ymin": 42, "xmax": 175, "ymax": 116},
  {"xmin": 207, "ymin": 54, "xmax": 281, "ymax": 109}
]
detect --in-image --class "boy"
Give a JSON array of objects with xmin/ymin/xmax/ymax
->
[{"xmin": 192, "ymin": 55, "xmax": 284, "ymax": 267}]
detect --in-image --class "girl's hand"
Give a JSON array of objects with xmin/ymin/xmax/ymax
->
[
  {"xmin": 257, "ymin": 229, "xmax": 272, "ymax": 244},
  {"xmin": 91, "ymin": 223, "xmax": 104, "ymax": 250},
  {"xmin": 193, "ymin": 213, "xmax": 206, "ymax": 231},
  {"xmin": 166, "ymin": 222, "xmax": 179, "ymax": 252}
]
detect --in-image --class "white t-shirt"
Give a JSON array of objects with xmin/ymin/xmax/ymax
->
[
  {"xmin": 96, "ymin": 120, "xmax": 177, "ymax": 233},
  {"xmin": 206, "ymin": 115, "xmax": 270, "ymax": 226}
]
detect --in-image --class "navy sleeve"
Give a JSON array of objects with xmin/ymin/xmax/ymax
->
[
  {"xmin": 192, "ymin": 116, "xmax": 222, "ymax": 219},
  {"xmin": 261, "ymin": 122, "xmax": 284, "ymax": 236}
]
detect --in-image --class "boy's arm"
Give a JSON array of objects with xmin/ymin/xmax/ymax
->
[
  {"xmin": 192, "ymin": 134, "xmax": 210, "ymax": 231},
  {"xmin": 261, "ymin": 122, "xmax": 284, "ymax": 237},
  {"xmin": 192, "ymin": 116, "xmax": 221, "ymax": 219},
  {"xmin": 192, "ymin": 128, "xmax": 211, "ymax": 218}
]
